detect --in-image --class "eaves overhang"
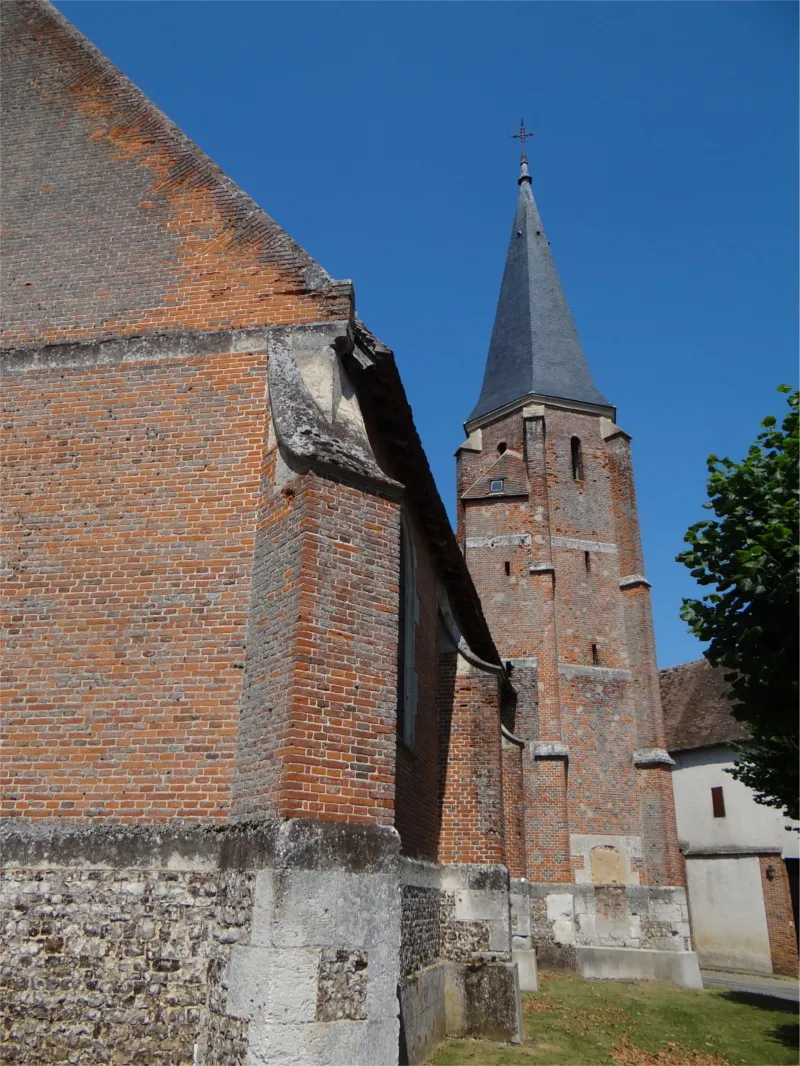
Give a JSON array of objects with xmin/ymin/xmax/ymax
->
[{"xmin": 464, "ymin": 391, "xmax": 616, "ymax": 435}]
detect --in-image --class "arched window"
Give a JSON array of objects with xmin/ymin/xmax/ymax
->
[
  {"xmin": 570, "ymin": 436, "xmax": 584, "ymax": 481},
  {"xmin": 397, "ymin": 517, "xmax": 418, "ymax": 748}
]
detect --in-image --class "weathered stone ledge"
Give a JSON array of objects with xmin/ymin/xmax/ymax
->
[{"xmin": 0, "ymin": 818, "xmax": 402, "ymax": 873}]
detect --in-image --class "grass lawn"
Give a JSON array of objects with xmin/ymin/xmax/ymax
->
[{"xmin": 427, "ymin": 972, "xmax": 799, "ymax": 1066}]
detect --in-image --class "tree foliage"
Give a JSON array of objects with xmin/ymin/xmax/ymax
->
[{"xmin": 677, "ymin": 386, "xmax": 799, "ymax": 821}]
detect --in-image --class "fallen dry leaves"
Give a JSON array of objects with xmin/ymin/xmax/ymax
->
[
  {"xmin": 612, "ymin": 1037, "xmax": 729, "ymax": 1066},
  {"xmin": 524, "ymin": 998, "xmax": 555, "ymax": 1013}
]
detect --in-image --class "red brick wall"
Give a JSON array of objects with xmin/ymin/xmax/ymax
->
[
  {"xmin": 436, "ymin": 649, "xmax": 457, "ymax": 847},
  {"xmin": 560, "ymin": 672, "xmax": 640, "ymax": 841},
  {"xmin": 2, "ymin": 4, "xmax": 414, "ymax": 831},
  {"xmin": 3, "ymin": 350, "xmax": 402, "ymax": 826},
  {"xmin": 501, "ymin": 737, "xmax": 526, "ymax": 878},
  {"xmin": 438, "ymin": 664, "xmax": 505, "ymax": 865},
  {"xmin": 1, "ymin": 2, "xmax": 348, "ymax": 349},
  {"xmin": 607, "ymin": 435, "xmax": 666, "ymax": 749},
  {"xmin": 527, "ymin": 759, "xmax": 572, "ymax": 882},
  {"xmin": 458, "ymin": 402, "xmax": 684, "ymax": 887},
  {"xmin": 759, "ymin": 855, "xmax": 799, "ymax": 976},
  {"xmin": 606, "ymin": 433, "xmax": 682, "ymax": 883},
  {"xmin": 638, "ymin": 766, "xmax": 684, "ymax": 887},
  {"xmin": 257, "ymin": 472, "xmax": 400, "ymax": 825},
  {"xmin": 394, "ymin": 518, "xmax": 442, "ymax": 859},
  {"xmin": 2, "ymin": 352, "xmax": 269, "ymax": 820}
]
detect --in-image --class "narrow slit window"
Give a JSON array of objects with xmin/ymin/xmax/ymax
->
[
  {"xmin": 591, "ymin": 643, "xmax": 599, "ymax": 665},
  {"xmin": 584, "ymin": 551, "xmax": 591, "ymax": 572},
  {"xmin": 711, "ymin": 787, "xmax": 726, "ymax": 818},
  {"xmin": 396, "ymin": 519, "xmax": 418, "ymax": 748},
  {"xmin": 571, "ymin": 437, "xmax": 584, "ymax": 481},
  {"xmin": 504, "ymin": 561, "xmax": 511, "ymax": 576}
]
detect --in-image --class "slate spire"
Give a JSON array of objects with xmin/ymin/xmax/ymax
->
[{"xmin": 468, "ymin": 154, "xmax": 611, "ymax": 424}]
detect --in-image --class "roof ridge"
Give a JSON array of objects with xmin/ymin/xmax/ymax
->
[{"xmin": 659, "ymin": 658, "xmax": 712, "ymax": 674}]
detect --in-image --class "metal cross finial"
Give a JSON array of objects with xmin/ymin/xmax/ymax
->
[{"xmin": 511, "ymin": 119, "xmax": 534, "ymax": 161}]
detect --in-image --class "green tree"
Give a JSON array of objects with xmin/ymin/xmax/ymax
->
[{"xmin": 678, "ymin": 386, "xmax": 799, "ymax": 821}]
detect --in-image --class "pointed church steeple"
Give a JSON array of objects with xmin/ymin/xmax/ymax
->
[{"xmin": 468, "ymin": 143, "xmax": 611, "ymax": 424}]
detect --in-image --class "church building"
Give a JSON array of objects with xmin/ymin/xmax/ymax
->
[{"xmin": 1, "ymin": 4, "xmax": 698, "ymax": 1065}]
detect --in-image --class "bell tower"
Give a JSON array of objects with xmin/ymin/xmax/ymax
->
[{"xmin": 458, "ymin": 135, "xmax": 697, "ymax": 976}]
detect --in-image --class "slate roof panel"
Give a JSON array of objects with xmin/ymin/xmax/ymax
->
[{"xmin": 468, "ymin": 177, "xmax": 611, "ymax": 423}]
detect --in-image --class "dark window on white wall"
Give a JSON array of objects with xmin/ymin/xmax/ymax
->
[
  {"xmin": 571, "ymin": 437, "xmax": 584, "ymax": 481},
  {"xmin": 711, "ymin": 787, "xmax": 726, "ymax": 818},
  {"xmin": 397, "ymin": 518, "xmax": 418, "ymax": 748}
]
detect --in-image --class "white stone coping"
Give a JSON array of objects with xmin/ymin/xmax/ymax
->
[
  {"xmin": 466, "ymin": 534, "xmax": 531, "ymax": 549},
  {"xmin": 456, "ymin": 427, "xmax": 482, "ymax": 453},
  {"xmin": 558, "ymin": 663, "xmax": 632, "ymax": 681},
  {"xmin": 682, "ymin": 845, "xmax": 785, "ymax": 858},
  {"xmin": 633, "ymin": 748, "xmax": 675, "ymax": 767},
  {"xmin": 532, "ymin": 741, "xmax": 569, "ymax": 760},
  {"xmin": 552, "ymin": 536, "xmax": 617, "ymax": 554},
  {"xmin": 620, "ymin": 574, "xmax": 652, "ymax": 590}
]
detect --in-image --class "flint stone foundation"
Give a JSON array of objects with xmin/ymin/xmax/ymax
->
[
  {"xmin": 0, "ymin": 819, "xmax": 402, "ymax": 1066},
  {"xmin": 2, "ymin": 822, "xmax": 527, "ymax": 1066},
  {"xmin": 397, "ymin": 860, "xmax": 524, "ymax": 1065}
]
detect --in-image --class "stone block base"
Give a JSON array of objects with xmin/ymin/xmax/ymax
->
[
  {"xmin": 456, "ymin": 960, "xmax": 523, "ymax": 1045},
  {"xmin": 519, "ymin": 881, "xmax": 693, "ymax": 969},
  {"xmin": 577, "ymin": 946, "xmax": 703, "ymax": 989},
  {"xmin": 399, "ymin": 963, "xmax": 447, "ymax": 1066},
  {"xmin": 3, "ymin": 823, "xmax": 529, "ymax": 1066},
  {"xmin": 512, "ymin": 949, "xmax": 539, "ymax": 992},
  {"xmin": 1, "ymin": 819, "xmax": 402, "ymax": 1066},
  {"xmin": 399, "ymin": 958, "xmax": 524, "ymax": 1064}
]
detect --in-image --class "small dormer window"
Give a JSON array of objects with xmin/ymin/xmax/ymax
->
[{"xmin": 490, "ymin": 479, "xmax": 504, "ymax": 493}]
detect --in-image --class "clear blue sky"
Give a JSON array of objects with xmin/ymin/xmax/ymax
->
[{"xmin": 57, "ymin": 1, "xmax": 797, "ymax": 668}]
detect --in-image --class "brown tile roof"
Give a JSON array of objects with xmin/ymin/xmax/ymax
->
[
  {"xmin": 660, "ymin": 658, "xmax": 749, "ymax": 752},
  {"xmin": 462, "ymin": 450, "xmax": 529, "ymax": 500}
]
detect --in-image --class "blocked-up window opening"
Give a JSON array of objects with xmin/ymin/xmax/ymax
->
[
  {"xmin": 397, "ymin": 518, "xmax": 419, "ymax": 748},
  {"xmin": 711, "ymin": 786, "xmax": 726, "ymax": 818}
]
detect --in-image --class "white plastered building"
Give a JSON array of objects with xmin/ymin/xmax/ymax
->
[{"xmin": 661, "ymin": 659, "xmax": 799, "ymax": 975}]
